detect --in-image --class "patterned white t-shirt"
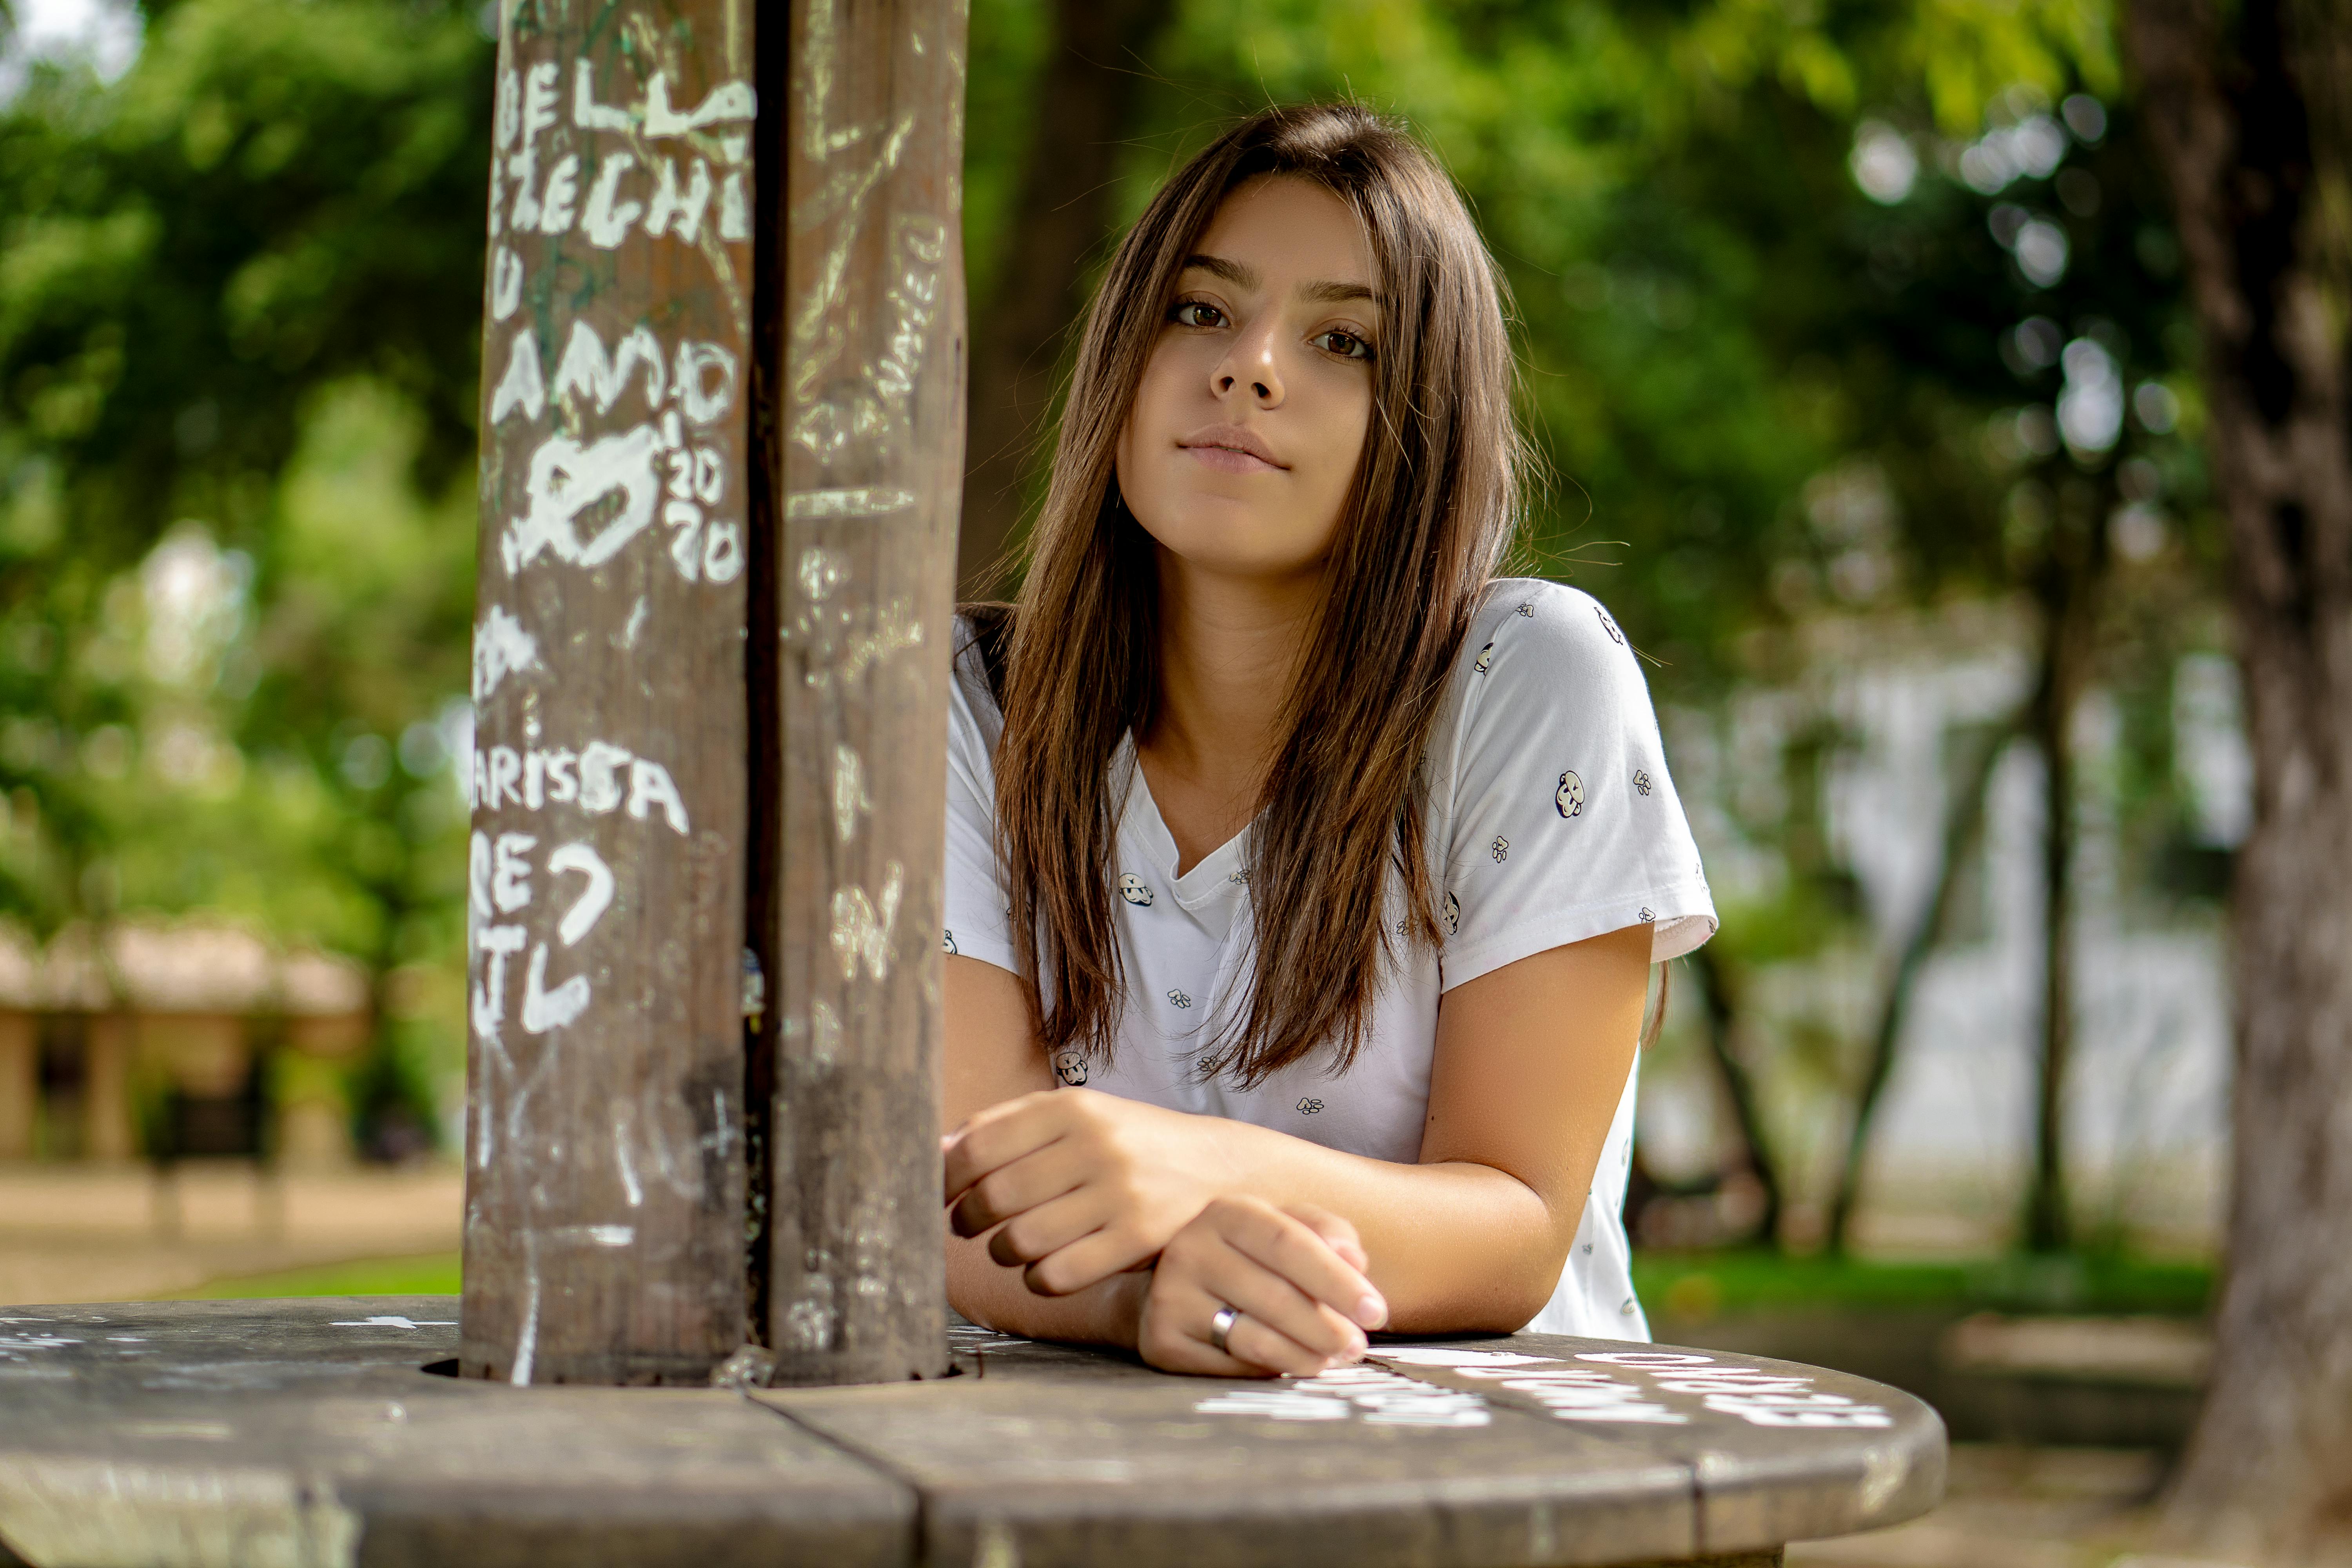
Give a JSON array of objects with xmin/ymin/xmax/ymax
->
[{"xmin": 942, "ymin": 577, "xmax": 1717, "ymax": 1339}]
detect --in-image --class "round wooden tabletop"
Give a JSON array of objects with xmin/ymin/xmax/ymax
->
[{"xmin": 0, "ymin": 1296, "xmax": 1943, "ymax": 1568}]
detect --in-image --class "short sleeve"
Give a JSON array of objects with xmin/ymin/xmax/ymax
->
[
  {"xmin": 942, "ymin": 625, "xmax": 1018, "ymax": 976},
  {"xmin": 1437, "ymin": 584, "xmax": 1716, "ymax": 991}
]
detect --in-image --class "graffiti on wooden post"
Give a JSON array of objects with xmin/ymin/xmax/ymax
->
[{"xmin": 462, "ymin": 0, "xmax": 756, "ymax": 1387}]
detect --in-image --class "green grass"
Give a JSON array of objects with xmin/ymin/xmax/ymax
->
[
  {"xmin": 165, "ymin": 1245, "xmax": 2214, "ymax": 1317},
  {"xmin": 1632, "ymin": 1249, "xmax": 2215, "ymax": 1319},
  {"xmin": 164, "ymin": 1251, "xmax": 461, "ymax": 1300}
]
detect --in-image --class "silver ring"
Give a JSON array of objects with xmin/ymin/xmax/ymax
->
[{"xmin": 1207, "ymin": 1304, "xmax": 1241, "ymax": 1356}]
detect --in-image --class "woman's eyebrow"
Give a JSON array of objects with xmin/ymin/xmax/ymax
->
[
  {"xmin": 1299, "ymin": 279, "xmax": 1375, "ymax": 306},
  {"xmin": 1181, "ymin": 254, "xmax": 1256, "ymax": 289}
]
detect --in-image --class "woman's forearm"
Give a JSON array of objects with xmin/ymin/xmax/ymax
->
[
  {"xmin": 947, "ymin": 1230, "xmax": 1148, "ymax": 1345},
  {"xmin": 1204, "ymin": 1118, "xmax": 1574, "ymax": 1332}
]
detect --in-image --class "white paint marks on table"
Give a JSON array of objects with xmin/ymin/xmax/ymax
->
[
  {"xmin": 1198, "ymin": 1365, "xmax": 1493, "ymax": 1427},
  {"xmin": 328, "ymin": 1316, "xmax": 457, "ymax": 1331},
  {"xmin": 1579, "ymin": 1350, "xmax": 1896, "ymax": 1429},
  {"xmin": 1363, "ymin": 1346, "xmax": 1896, "ymax": 1430}
]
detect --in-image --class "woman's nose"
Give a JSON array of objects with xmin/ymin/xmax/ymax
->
[{"xmin": 1213, "ymin": 331, "xmax": 1284, "ymax": 407}]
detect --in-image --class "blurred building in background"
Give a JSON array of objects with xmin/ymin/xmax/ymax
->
[{"xmin": 0, "ymin": 921, "xmax": 371, "ymax": 1168}]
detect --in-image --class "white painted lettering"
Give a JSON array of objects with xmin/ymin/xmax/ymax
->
[
  {"xmin": 523, "ymin": 750, "xmax": 545, "ymax": 808},
  {"xmin": 494, "ymin": 68, "xmax": 521, "ymax": 150},
  {"xmin": 642, "ymin": 157, "xmax": 713, "ymax": 242},
  {"xmin": 548, "ymin": 841, "xmax": 614, "ymax": 946},
  {"xmin": 552, "ymin": 320, "xmax": 666, "ymax": 416},
  {"xmin": 544, "ymin": 748, "xmax": 578, "ymax": 803},
  {"xmin": 490, "ymin": 247, "xmax": 524, "ymax": 321},
  {"xmin": 674, "ymin": 340, "xmax": 738, "ymax": 425},
  {"xmin": 718, "ymin": 170, "xmax": 750, "ymax": 240},
  {"xmin": 626, "ymin": 758, "xmax": 689, "ymax": 834},
  {"xmin": 665, "ymin": 500, "xmax": 702, "ymax": 581},
  {"xmin": 468, "ymin": 832, "xmax": 493, "ymax": 920},
  {"xmin": 501, "ymin": 425, "xmax": 662, "ymax": 573},
  {"xmin": 521, "ymin": 944, "xmax": 590, "ymax": 1033},
  {"xmin": 473, "ymin": 923, "xmax": 528, "ymax": 1039},
  {"xmin": 508, "ymin": 147, "xmax": 541, "ymax": 230},
  {"xmin": 832, "ymin": 744, "xmax": 869, "ymax": 844},
  {"xmin": 520, "ymin": 61, "xmax": 560, "ymax": 145},
  {"xmin": 640, "ymin": 72, "xmax": 756, "ymax": 138},
  {"xmin": 489, "ymin": 329, "xmax": 546, "ymax": 425},
  {"xmin": 579, "ymin": 152, "xmax": 641, "ymax": 248},
  {"xmin": 701, "ymin": 520, "xmax": 743, "ymax": 583},
  {"xmin": 488, "ymin": 745, "xmax": 524, "ymax": 808},
  {"xmin": 577, "ymin": 741, "xmax": 631, "ymax": 813},
  {"xmin": 536, "ymin": 153, "xmax": 580, "ymax": 234},
  {"xmin": 491, "ymin": 833, "xmax": 537, "ymax": 913},
  {"xmin": 572, "ymin": 60, "xmax": 632, "ymax": 131},
  {"xmin": 473, "ymin": 604, "xmax": 540, "ymax": 700},
  {"xmin": 830, "ymin": 861, "xmax": 904, "ymax": 981}
]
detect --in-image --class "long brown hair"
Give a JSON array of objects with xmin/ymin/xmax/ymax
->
[{"xmin": 987, "ymin": 103, "xmax": 1528, "ymax": 1086}]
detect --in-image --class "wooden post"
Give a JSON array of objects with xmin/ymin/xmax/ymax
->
[
  {"xmin": 462, "ymin": 0, "xmax": 756, "ymax": 1384},
  {"xmin": 758, "ymin": 0, "xmax": 962, "ymax": 1385},
  {"xmin": 463, "ymin": 0, "xmax": 962, "ymax": 1386}
]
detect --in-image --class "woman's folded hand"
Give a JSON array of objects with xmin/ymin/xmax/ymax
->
[
  {"xmin": 942, "ymin": 1086, "xmax": 1239, "ymax": 1296},
  {"xmin": 1134, "ymin": 1197, "xmax": 1387, "ymax": 1376}
]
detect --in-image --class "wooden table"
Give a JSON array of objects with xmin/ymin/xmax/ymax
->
[{"xmin": 0, "ymin": 1296, "xmax": 1944, "ymax": 1568}]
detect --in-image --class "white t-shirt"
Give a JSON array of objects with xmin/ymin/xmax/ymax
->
[{"xmin": 942, "ymin": 577, "xmax": 1717, "ymax": 1339}]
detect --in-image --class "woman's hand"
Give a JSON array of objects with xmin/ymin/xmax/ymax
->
[
  {"xmin": 942, "ymin": 1087, "xmax": 1236, "ymax": 1296},
  {"xmin": 1136, "ymin": 1197, "xmax": 1388, "ymax": 1376}
]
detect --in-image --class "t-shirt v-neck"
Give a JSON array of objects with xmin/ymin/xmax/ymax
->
[{"xmin": 1117, "ymin": 732, "xmax": 1252, "ymax": 942}]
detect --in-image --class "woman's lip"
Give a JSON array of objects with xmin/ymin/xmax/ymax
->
[{"xmin": 1183, "ymin": 443, "xmax": 1284, "ymax": 475}]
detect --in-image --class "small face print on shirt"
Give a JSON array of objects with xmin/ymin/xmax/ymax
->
[
  {"xmin": 1053, "ymin": 1050, "xmax": 1089, "ymax": 1087},
  {"xmin": 1516, "ymin": 601, "xmax": 1535, "ymax": 618},
  {"xmin": 1167, "ymin": 989, "xmax": 1192, "ymax": 1009},
  {"xmin": 1632, "ymin": 769, "xmax": 1652, "ymax": 797},
  {"xmin": 1490, "ymin": 835, "xmax": 1509, "ymax": 863},
  {"xmin": 1442, "ymin": 890, "xmax": 1459, "ymax": 936},
  {"xmin": 1473, "ymin": 640, "xmax": 1495, "ymax": 675},
  {"xmin": 942, "ymin": 929, "xmax": 958, "ymax": 956},
  {"xmin": 1296, "ymin": 1097, "xmax": 1325, "ymax": 1115},
  {"xmin": 1596, "ymin": 606, "xmax": 1625, "ymax": 645},
  {"xmin": 1556, "ymin": 770, "xmax": 1586, "ymax": 818},
  {"xmin": 1118, "ymin": 873, "xmax": 1154, "ymax": 907}
]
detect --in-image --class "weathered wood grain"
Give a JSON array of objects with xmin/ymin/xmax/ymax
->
[
  {"xmin": 0, "ymin": 1300, "xmax": 913, "ymax": 1568},
  {"xmin": 463, "ymin": 0, "xmax": 758, "ymax": 1385},
  {"xmin": 759, "ymin": 0, "xmax": 966, "ymax": 1385},
  {"xmin": 0, "ymin": 1300, "xmax": 1937, "ymax": 1568}
]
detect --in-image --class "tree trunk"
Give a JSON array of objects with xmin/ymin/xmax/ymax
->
[
  {"xmin": 955, "ymin": 0, "xmax": 1175, "ymax": 595},
  {"xmin": 2023, "ymin": 511, "xmax": 2108, "ymax": 1255},
  {"xmin": 1687, "ymin": 944, "xmax": 1784, "ymax": 1249},
  {"xmin": 2129, "ymin": 0, "xmax": 2352, "ymax": 1556},
  {"xmin": 1827, "ymin": 712, "xmax": 2016, "ymax": 1256}
]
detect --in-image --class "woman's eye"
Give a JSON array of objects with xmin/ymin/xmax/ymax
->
[
  {"xmin": 1171, "ymin": 300, "xmax": 1225, "ymax": 328},
  {"xmin": 1316, "ymin": 330, "xmax": 1374, "ymax": 361}
]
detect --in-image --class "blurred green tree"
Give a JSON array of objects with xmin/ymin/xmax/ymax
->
[{"xmin": 0, "ymin": 0, "xmax": 492, "ymax": 1149}]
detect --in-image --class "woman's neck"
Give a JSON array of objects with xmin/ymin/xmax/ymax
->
[{"xmin": 1135, "ymin": 548, "xmax": 1321, "ymax": 875}]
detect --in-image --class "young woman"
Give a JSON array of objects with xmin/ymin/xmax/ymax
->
[{"xmin": 940, "ymin": 104, "xmax": 1715, "ymax": 1379}]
